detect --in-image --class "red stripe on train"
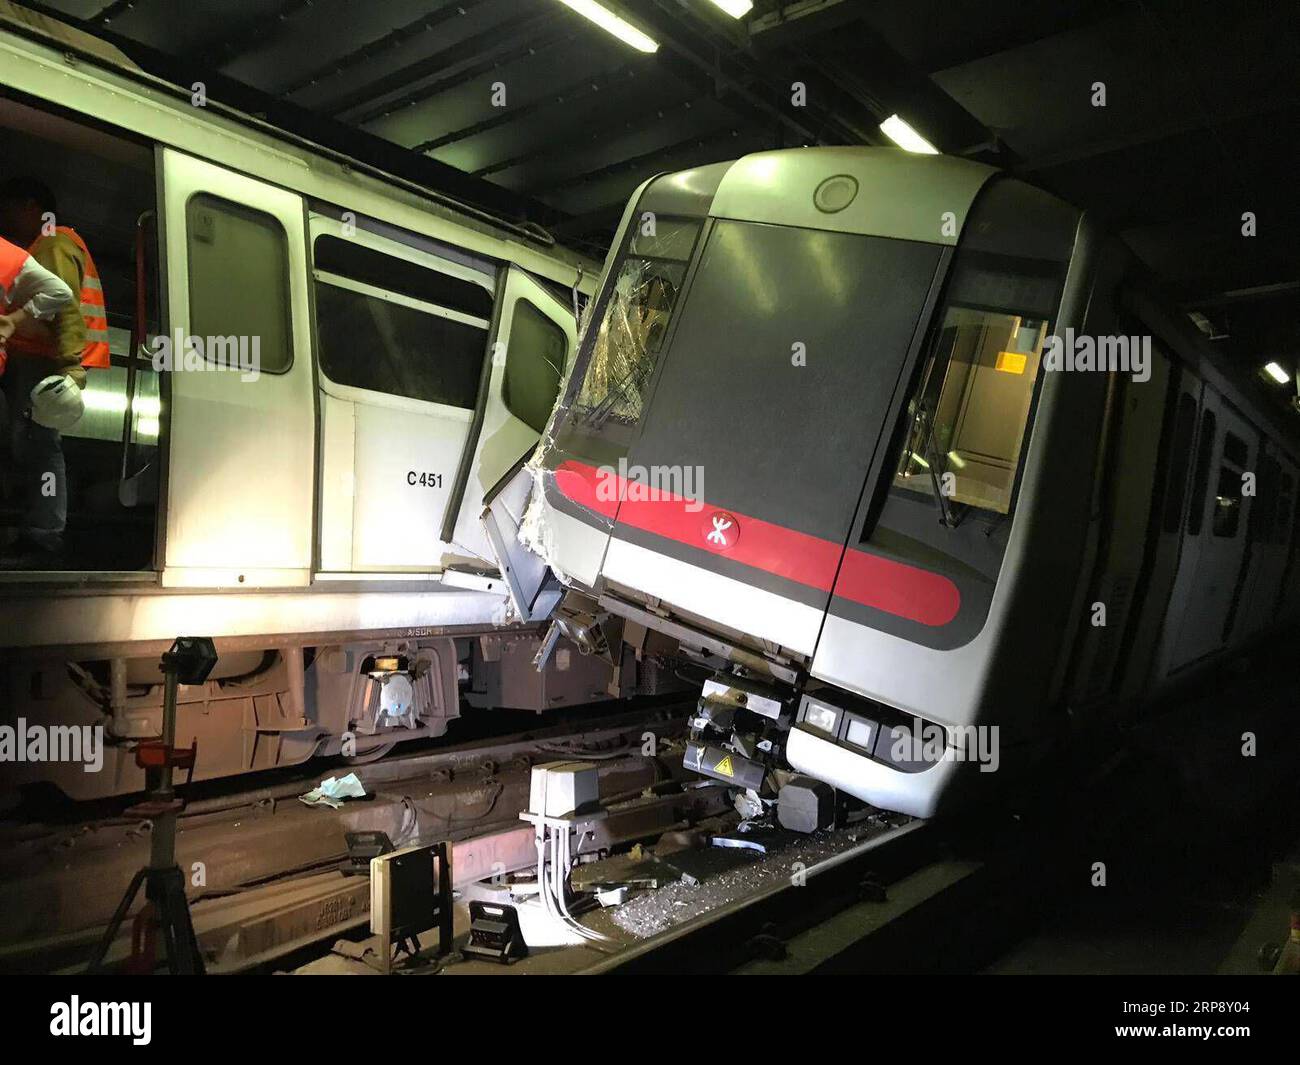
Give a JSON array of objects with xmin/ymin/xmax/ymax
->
[
  {"xmin": 833, "ymin": 549, "xmax": 961, "ymax": 627},
  {"xmin": 552, "ymin": 459, "xmax": 960, "ymax": 627}
]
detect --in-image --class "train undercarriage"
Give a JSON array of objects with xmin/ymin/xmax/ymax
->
[{"xmin": 0, "ymin": 618, "xmax": 680, "ymax": 802}]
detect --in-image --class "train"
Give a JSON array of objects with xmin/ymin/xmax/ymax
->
[
  {"xmin": 522, "ymin": 143, "xmax": 1300, "ymax": 820},
  {"xmin": 0, "ymin": 4, "xmax": 666, "ymax": 801}
]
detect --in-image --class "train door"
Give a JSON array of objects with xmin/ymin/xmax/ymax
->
[
  {"xmin": 0, "ymin": 91, "xmax": 160, "ymax": 574},
  {"xmin": 1162, "ymin": 386, "xmax": 1255, "ymax": 670},
  {"xmin": 309, "ymin": 214, "xmax": 498, "ymax": 573},
  {"xmin": 1274, "ymin": 461, "xmax": 1300, "ymax": 622},
  {"xmin": 442, "ymin": 265, "xmax": 576, "ymax": 559},
  {"xmin": 159, "ymin": 150, "xmax": 315, "ymax": 587},
  {"xmin": 1117, "ymin": 370, "xmax": 1201, "ymax": 700},
  {"xmin": 1231, "ymin": 446, "xmax": 1295, "ymax": 641}
]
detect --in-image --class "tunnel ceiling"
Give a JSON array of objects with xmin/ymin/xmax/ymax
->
[{"xmin": 24, "ymin": 0, "xmax": 1300, "ymax": 372}]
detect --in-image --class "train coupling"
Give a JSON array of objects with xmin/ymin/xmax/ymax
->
[{"xmin": 683, "ymin": 672, "xmax": 795, "ymax": 798}]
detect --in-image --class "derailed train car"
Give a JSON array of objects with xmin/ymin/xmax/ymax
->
[
  {"xmin": 525, "ymin": 145, "xmax": 1300, "ymax": 819},
  {"xmin": 0, "ymin": 6, "xmax": 649, "ymax": 801}
]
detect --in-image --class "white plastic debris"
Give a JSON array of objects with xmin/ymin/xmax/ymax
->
[
  {"xmin": 732, "ymin": 788, "xmax": 765, "ymax": 820},
  {"xmin": 596, "ymin": 885, "xmax": 631, "ymax": 908},
  {"xmin": 298, "ymin": 772, "xmax": 367, "ymax": 810}
]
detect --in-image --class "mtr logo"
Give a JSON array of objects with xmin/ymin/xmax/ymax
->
[{"xmin": 702, "ymin": 511, "xmax": 738, "ymax": 551}]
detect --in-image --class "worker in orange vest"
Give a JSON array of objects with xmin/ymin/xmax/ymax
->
[
  {"xmin": 0, "ymin": 234, "xmax": 75, "ymax": 347},
  {"xmin": 0, "ymin": 177, "xmax": 110, "ymax": 568}
]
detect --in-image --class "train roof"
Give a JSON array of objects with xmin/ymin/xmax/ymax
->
[
  {"xmin": 634, "ymin": 146, "xmax": 1002, "ymax": 247},
  {"xmin": 0, "ymin": 0, "xmax": 600, "ymax": 291},
  {"xmin": 714, "ymin": 147, "xmax": 997, "ymax": 245}
]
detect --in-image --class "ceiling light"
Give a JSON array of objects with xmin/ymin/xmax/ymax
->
[
  {"xmin": 880, "ymin": 114, "xmax": 939, "ymax": 154},
  {"xmin": 705, "ymin": 0, "xmax": 753, "ymax": 17},
  {"xmin": 555, "ymin": 0, "xmax": 658, "ymax": 52},
  {"xmin": 1264, "ymin": 361, "xmax": 1289, "ymax": 384}
]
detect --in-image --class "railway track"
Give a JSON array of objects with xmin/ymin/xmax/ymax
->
[
  {"xmin": 0, "ymin": 693, "xmax": 1034, "ymax": 977},
  {"xmin": 0, "ymin": 703, "xmax": 697, "ymax": 973},
  {"xmin": 1, "ymin": 689, "xmax": 978, "ymax": 977},
  {"xmin": 279, "ymin": 807, "xmax": 1002, "ymax": 977}
]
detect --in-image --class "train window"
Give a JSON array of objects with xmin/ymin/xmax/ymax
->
[
  {"xmin": 1247, "ymin": 456, "xmax": 1272, "ymax": 544},
  {"xmin": 628, "ymin": 217, "xmax": 699, "ymax": 261},
  {"xmin": 503, "ymin": 299, "xmax": 566, "ymax": 433},
  {"xmin": 1212, "ymin": 466, "xmax": 1243, "ymax": 537},
  {"xmin": 570, "ymin": 217, "xmax": 700, "ymax": 427},
  {"xmin": 1187, "ymin": 410, "xmax": 1216, "ymax": 535},
  {"xmin": 313, "ymin": 235, "xmax": 493, "ymax": 320},
  {"xmin": 892, "ymin": 308, "xmax": 1047, "ymax": 514},
  {"xmin": 313, "ymin": 281, "xmax": 488, "ymax": 408},
  {"xmin": 1222, "ymin": 432, "xmax": 1249, "ymax": 468},
  {"xmin": 1161, "ymin": 394, "xmax": 1197, "ymax": 534},
  {"xmin": 186, "ymin": 194, "xmax": 292, "ymax": 373},
  {"xmin": 1211, "ymin": 431, "xmax": 1248, "ymax": 538},
  {"xmin": 1277, "ymin": 473, "xmax": 1294, "ymax": 543}
]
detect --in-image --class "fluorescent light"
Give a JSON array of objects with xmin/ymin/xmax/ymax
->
[
  {"xmin": 705, "ymin": 0, "xmax": 753, "ymax": 16},
  {"xmin": 555, "ymin": 0, "xmax": 658, "ymax": 52},
  {"xmin": 1265, "ymin": 361, "xmax": 1289, "ymax": 384},
  {"xmin": 81, "ymin": 389, "xmax": 161, "ymax": 418},
  {"xmin": 880, "ymin": 114, "xmax": 939, "ymax": 154}
]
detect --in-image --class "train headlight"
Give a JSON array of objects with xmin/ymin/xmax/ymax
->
[
  {"xmin": 803, "ymin": 700, "xmax": 839, "ymax": 735},
  {"xmin": 845, "ymin": 717, "xmax": 877, "ymax": 751}
]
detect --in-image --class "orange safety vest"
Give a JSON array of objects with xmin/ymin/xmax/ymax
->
[
  {"xmin": 0, "ymin": 235, "xmax": 27, "ymax": 297},
  {"xmin": 3, "ymin": 226, "xmax": 110, "ymax": 370}
]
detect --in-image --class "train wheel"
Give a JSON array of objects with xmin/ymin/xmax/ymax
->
[{"xmin": 342, "ymin": 741, "xmax": 397, "ymax": 765}]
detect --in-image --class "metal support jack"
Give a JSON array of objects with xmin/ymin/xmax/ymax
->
[{"xmin": 86, "ymin": 637, "xmax": 217, "ymax": 975}]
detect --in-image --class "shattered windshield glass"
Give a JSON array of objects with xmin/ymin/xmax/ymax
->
[{"xmin": 572, "ymin": 217, "xmax": 700, "ymax": 429}]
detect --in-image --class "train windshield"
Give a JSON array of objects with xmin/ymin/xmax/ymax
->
[
  {"xmin": 570, "ymin": 217, "xmax": 699, "ymax": 432},
  {"xmin": 893, "ymin": 307, "xmax": 1049, "ymax": 514}
]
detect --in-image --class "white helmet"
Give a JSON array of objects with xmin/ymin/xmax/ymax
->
[{"xmin": 29, "ymin": 374, "xmax": 85, "ymax": 430}]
